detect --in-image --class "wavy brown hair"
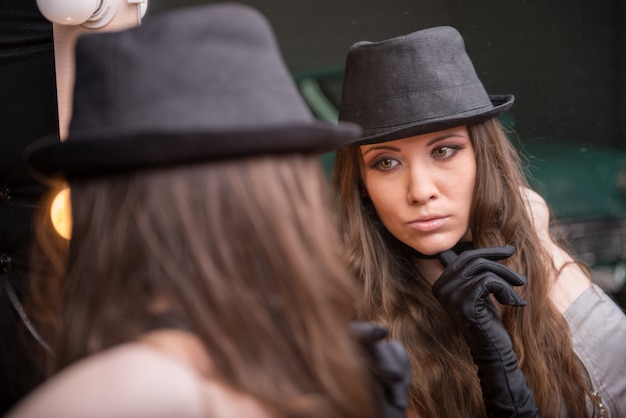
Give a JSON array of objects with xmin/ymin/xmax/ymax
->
[
  {"xmin": 333, "ymin": 118, "xmax": 591, "ymax": 417},
  {"xmin": 30, "ymin": 155, "xmax": 377, "ymax": 418}
]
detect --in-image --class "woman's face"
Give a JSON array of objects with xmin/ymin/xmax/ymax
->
[{"xmin": 360, "ymin": 126, "xmax": 476, "ymax": 256}]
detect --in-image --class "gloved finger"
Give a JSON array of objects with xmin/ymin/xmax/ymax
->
[
  {"xmin": 438, "ymin": 249, "xmax": 458, "ymax": 267},
  {"xmin": 464, "ymin": 258, "xmax": 527, "ymax": 287},
  {"xmin": 437, "ymin": 241, "xmax": 474, "ymax": 267},
  {"xmin": 372, "ymin": 340, "xmax": 411, "ymax": 409},
  {"xmin": 441, "ymin": 245, "xmax": 516, "ymax": 270},
  {"xmin": 482, "ymin": 275, "xmax": 528, "ymax": 307},
  {"xmin": 349, "ymin": 321, "xmax": 388, "ymax": 344},
  {"xmin": 433, "ymin": 270, "xmax": 525, "ymax": 307},
  {"xmin": 371, "ymin": 340, "xmax": 411, "ymax": 380}
]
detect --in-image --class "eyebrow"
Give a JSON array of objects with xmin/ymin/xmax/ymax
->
[
  {"xmin": 361, "ymin": 132, "xmax": 468, "ymax": 157},
  {"xmin": 361, "ymin": 144, "xmax": 400, "ymax": 157}
]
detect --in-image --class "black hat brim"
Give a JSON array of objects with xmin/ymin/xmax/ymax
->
[
  {"xmin": 347, "ymin": 95, "xmax": 514, "ymax": 146},
  {"xmin": 26, "ymin": 121, "xmax": 360, "ymax": 183}
]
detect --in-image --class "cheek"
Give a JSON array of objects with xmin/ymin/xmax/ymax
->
[
  {"xmin": 439, "ymin": 152, "xmax": 476, "ymax": 215},
  {"xmin": 362, "ymin": 177, "xmax": 402, "ymax": 224},
  {"xmin": 365, "ymin": 183, "xmax": 392, "ymax": 215},
  {"xmin": 460, "ymin": 164, "xmax": 476, "ymax": 199},
  {"xmin": 456, "ymin": 158, "xmax": 477, "ymax": 220}
]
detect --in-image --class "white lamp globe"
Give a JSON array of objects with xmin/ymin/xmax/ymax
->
[{"xmin": 36, "ymin": 0, "xmax": 102, "ymax": 25}]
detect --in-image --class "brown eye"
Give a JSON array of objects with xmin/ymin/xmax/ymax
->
[
  {"xmin": 373, "ymin": 158, "xmax": 399, "ymax": 171},
  {"xmin": 432, "ymin": 145, "xmax": 463, "ymax": 160},
  {"xmin": 379, "ymin": 159, "xmax": 393, "ymax": 169},
  {"xmin": 433, "ymin": 146, "xmax": 449, "ymax": 158}
]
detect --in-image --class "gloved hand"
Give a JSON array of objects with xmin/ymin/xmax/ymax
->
[
  {"xmin": 350, "ymin": 321, "xmax": 411, "ymax": 418},
  {"xmin": 433, "ymin": 245, "xmax": 540, "ymax": 418}
]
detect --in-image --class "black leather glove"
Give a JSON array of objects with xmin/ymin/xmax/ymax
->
[
  {"xmin": 350, "ymin": 321, "xmax": 411, "ymax": 418},
  {"xmin": 433, "ymin": 245, "xmax": 540, "ymax": 418}
]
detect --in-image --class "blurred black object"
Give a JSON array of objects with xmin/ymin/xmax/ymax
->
[
  {"xmin": 350, "ymin": 321, "xmax": 411, "ymax": 418},
  {"xmin": 0, "ymin": 0, "xmax": 58, "ymax": 413}
]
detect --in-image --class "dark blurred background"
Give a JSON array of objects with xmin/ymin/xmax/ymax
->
[
  {"xmin": 149, "ymin": 0, "xmax": 626, "ymax": 149},
  {"xmin": 1, "ymin": 0, "xmax": 624, "ymax": 413},
  {"xmin": 0, "ymin": 0, "xmax": 57, "ymax": 412}
]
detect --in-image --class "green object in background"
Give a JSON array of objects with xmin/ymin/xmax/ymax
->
[
  {"xmin": 319, "ymin": 151, "xmax": 336, "ymax": 179},
  {"xmin": 294, "ymin": 69, "xmax": 342, "ymax": 182},
  {"xmin": 521, "ymin": 139, "xmax": 626, "ymax": 220},
  {"xmin": 298, "ymin": 76, "xmax": 339, "ymax": 122}
]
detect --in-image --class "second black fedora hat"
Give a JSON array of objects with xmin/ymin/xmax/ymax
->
[{"xmin": 26, "ymin": 2, "xmax": 361, "ymax": 181}]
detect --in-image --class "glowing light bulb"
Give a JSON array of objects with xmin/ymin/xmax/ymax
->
[{"xmin": 50, "ymin": 187, "xmax": 72, "ymax": 240}]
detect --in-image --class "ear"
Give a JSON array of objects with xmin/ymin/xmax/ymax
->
[{"xmin": 359, "ymin": 184, "xmax": 369, "ymax": 198}]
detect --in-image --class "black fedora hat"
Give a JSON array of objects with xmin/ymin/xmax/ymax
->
[
  {"xmin": 339, "ymin": 26, "xmax": 514, "ymax": 145},
  {"xmin": 26, "ymin": 2, "xmax": 361, "ymax": 181}
]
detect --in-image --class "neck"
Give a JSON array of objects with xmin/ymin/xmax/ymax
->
[
  {"xmin": 138, "ymin": 329, "xmax": 212, "ymax": 376},
  {"xmin": 415, "ymin": 257, "xmax": 445, "ymax": 286},
  {"xmin": 413, "ymin": 241, "xmax": 475, "ymax": 285}
]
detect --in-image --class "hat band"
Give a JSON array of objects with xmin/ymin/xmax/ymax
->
[{"xmin": 340, "ymin": 81, "xmax": 493, "ymax": 132}]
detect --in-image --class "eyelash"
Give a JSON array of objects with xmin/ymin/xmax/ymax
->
[
  {"xmin": 367, "ymin": 144, "xmax": 465, "ymax": 171},
  {"xmin": 432, "ymin": 144, "xmax": 465, "ymax": 159}
]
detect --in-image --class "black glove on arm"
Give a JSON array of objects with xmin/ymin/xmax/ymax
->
[
  {"xmin": 350, "ymin": 321, "xmax": 411, "ymax": 418},
  {"xmin": 433, "ymin": 245, "xmax": 540, "ymax": 418}
]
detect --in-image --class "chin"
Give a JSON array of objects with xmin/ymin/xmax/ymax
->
[
  {"xmin": 411, "ymin": 235, "xmax": 466, "ymax": 256},
  {"xmin": 413, "ymin": 242, "xmax": 456, "ymax": 257}
]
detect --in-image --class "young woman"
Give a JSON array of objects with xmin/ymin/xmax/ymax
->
[
  {"xmin": 334, "ymin": 26, "xmax": 626, "ymax": 417},
  {"xmin": 7, "ymin": 4, "xmax": 409, "ymax": 418}
]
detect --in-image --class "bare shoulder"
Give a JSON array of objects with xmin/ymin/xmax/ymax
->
[
  {"xmin": 7, "ymin": 343, "xmax": 270, "ymax": 418},
  {"xmin": 521, "ymin": 186, "xmax": 550, "ymax": 233},
  {"xmin": 521, "ymin": 187, "xmax": 592, "ymax": 313},
  {"xmin": 7, "ymin": 344, "xmax": 205, "ymax": 418}
]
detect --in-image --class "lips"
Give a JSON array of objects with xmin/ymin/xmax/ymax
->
[{"xmin": 408, "ymin": 216, "xmax": 448, "ymax": 232}]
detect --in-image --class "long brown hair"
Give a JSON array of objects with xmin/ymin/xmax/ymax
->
[
  {"xmin": 333, "ymin": 118, "xmax": 591, "ymax": 417},
  {"xmin": 30, "ymin": 155, "xmax": 377, "ymax": 418}
]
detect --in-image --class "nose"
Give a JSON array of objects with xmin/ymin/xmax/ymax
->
[{"xmin": 407, "ymin": 164, "xmax": 437, "ymax": 204}]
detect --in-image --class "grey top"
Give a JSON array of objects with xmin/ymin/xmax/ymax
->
[{"xmin": 564, "ymin": 284, "xmax": 626, "ymax": 417}]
